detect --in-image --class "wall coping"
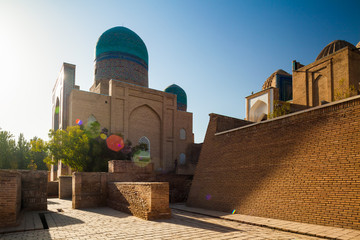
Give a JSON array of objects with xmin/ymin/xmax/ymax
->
[
  {"xmin": 215, "ymin": 94, "xmax": 360, "ymax": 136},
  {"xmin": 109, "ymin": 182, "xmax": 166, "ymax": 185}
]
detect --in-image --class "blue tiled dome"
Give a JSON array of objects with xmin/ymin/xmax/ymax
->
[
  {"xmin": 95, "ymin": 27, "xmax": 148, "ymax": 65},
  {"xmin": 165, "ymin": 84, "xmax": 187, "ymax": 111}
]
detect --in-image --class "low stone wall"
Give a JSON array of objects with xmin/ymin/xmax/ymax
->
[
  {"xmin": 47, "ymin": 181, "xmax": 59, "ymax": 197},
  {"xmin": 0, "ymin": 170, "xmax": 21, "ymax": 228},
  {"xmin": 20, "ymin": 170, "xmax": 47, "ymax": 211},
  {"xmin": 59, "ymin": 176, "xmax": 72, "ymax": 199},
  {"xmin": 72, "ymin": 172, "xmax": 108, "ymax": 209},
  {"xmin": 107, "ymin": 182, "xmax": 171, "ymax": 220},
  {"xmin": 72, "ymin": 161, "xmax": 156, "ymax": 209},
  {"xmin": 108, "ymin": 160, "xmax": 154, "ymax": 174}
]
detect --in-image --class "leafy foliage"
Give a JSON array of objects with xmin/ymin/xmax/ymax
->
[
  {"xmin": 0, "ymin": 122, "xmax": 148, "ymax": 173},
  {"xmin": 334, "ymin": 78, "xmax": 357, "ymax": 101},
  {"xmin": 0, "ymin": 129, "xmax": 48, "ymax": 170},
  {"xmin": 269, "ymin": 100, "xmax": 291, "ymax": 119}
]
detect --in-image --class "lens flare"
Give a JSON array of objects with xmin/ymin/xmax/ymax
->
[
  {"xmin": 206, "ymin": 194, "xmax": 211, "ymax": 200},
  {"xmin": 133, "ymin": 150, "xmax": 151, "ymax": 167},
  {"xmin": 232, "ymin": 209, "xmax": 236, "ymax": 214},
  {"xmin": 100, "ymin": 133, "xmax": 107, "ymax": 140},
  {"xmin": 106, "ymin": 135, "xmax": 124, "ymax": 152},
  {"xmin": 75, "ymin": 119, "xmax": 83, "ymax": 125}
]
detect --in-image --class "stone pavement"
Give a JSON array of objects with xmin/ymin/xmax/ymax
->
[
  {"xmin": 171, "ymin": 204, "xmax": 360, "ymax": 240},
  {"xmin": 0, "ymin": 198, "xmax": 354, "ymax": 240}
]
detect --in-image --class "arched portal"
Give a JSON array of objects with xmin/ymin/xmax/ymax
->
[
  {"xmin": 313, "ymin": 74, "xmax": 327, "ymax": 107},
  {"xmin": 129, "ymin": 105, "xmax": 161, "ymax": 169},
  {"xmin": 249, "ymin": 100, "xmax": 268, "ymax": 122}
]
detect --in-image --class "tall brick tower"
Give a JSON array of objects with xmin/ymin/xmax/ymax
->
[{"xmin": 90, "ymin": 26, "xmax": 149, "ymax": 94}]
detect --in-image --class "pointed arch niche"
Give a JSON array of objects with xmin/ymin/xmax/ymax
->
[
  {"xmin": 129, "ymin": 105, "xmax": 161, "ymax": 169},
  {"xmin": 249, "ymin": 100, "xmax": 268, "ymax": 122},
  {"xmin": 139, "ymin": 136, "xmax": 150, "ymax": 154}
]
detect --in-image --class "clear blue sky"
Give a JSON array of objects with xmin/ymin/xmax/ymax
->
[{"xmin": 0, "ymin": 0, "xmax": 359, "ymax": 143}]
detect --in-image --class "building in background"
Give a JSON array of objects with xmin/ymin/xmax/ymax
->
[
  {"xmin": 51, "ymin": 27, "xmax": 196, "ymax": 179},
  {"xmin": 246, "ymin": 40, "xmax": 360, "ymax": 122}
]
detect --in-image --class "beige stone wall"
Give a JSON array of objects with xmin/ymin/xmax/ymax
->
[
  {"xmin": 0, "ymin": 170, "xmax": 21, "ymax": 228},
  {"xmin": 68, "ymin": 90, "xmax": 111, "ymax": 130},
  {"xmin": 68, "ymin": 79, "xmax": 194, "ymax": 173},
  {"xmin": 349, "ymin": 49, "xmax": 360, "ymax": 91},
  {"xmin": 107, "ymin": 182, "xmax": 171, "ymax": 220},
  {"xmin": 293, "ymin": 47, "xmax": 359, "ymax": 107}
]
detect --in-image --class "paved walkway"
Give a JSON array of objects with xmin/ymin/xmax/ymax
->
[
  {"xmin": 0, "ymin": 198, "xmax": 357, "ymax": 240},
  {"xmin": 171, "ymin": 204, "xmax": 360, "ymax": 240}
]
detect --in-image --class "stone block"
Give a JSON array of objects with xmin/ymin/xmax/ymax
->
[{"xmin": 107, "ymin": 182, "xmax": 171, "ymax": 220}]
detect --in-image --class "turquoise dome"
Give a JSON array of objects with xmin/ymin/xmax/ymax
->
[
  {"xmin": 164, "ymin": 84, "xmax": 187, "ymax": 111},
  {"xmin": 95, "ymin": 26, "xmax": 148, "ymax": 65}
]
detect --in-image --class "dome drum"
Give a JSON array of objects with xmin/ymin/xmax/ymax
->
[
  {"xmin": 96, "ymin": 51, "xmax": 148, "ymax": 70},
  {"xmin": 94, "ymin": 58, "xmax": 148, "ymax": 88}
]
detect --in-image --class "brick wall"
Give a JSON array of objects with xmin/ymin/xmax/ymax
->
[
  {"xmin": 0, "ymin": 170, "xmax": 21, "ymax": 227},
  {"xmin": 20, "ymin": 170, "xmax": 47, "ymax": 211},
  {"xmin": 72, "ymin": 172, "xmax": 108, "ymax": 209},
  {"xmin": 187, "ymin": 96, "xmax": 360, "ymax": 230},
  {"xmin": 108, "ymin": 160, "xmax": 154, "ymax": 174},
  {"xmin": 107, "ymin": 182, "xmax": 171, "ymax": 220},
  {"xmin": 59, "ymin": 176, "xmax": 72, "ymax": 199},
  {"xmin": 47, "ymin": 181, "xmax": 59, "ymax": 197},
  {"xmin": 155, "ymin": 174, "xmax": 192, "ymax": 203},
  {"xmin": 72, "ymin": 163, "xmax": 155, "ymax": 209}
]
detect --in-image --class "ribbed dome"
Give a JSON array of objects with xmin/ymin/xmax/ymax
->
[
  {"xmin": 95, "ymin": 26, "xmax": 148, "ymax": 65},
  {"xmin": 357, "ymin": 41, "xmax": 360, "ymax": 49},
  {"xmin": 262, "ymin": 69, "xmax": 291, "ymax": 90},
  {"xmin": 164, "ymin": 84, "xmax": 187, "ymax": 111},
  {"xmin": 316, "ymin": 40, "xmax": 356, "ymax": 61}
]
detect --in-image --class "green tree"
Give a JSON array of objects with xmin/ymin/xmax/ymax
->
[
  {"xmin": 45, "ymin": 126, "xmax": 90, "ymax": 172},
  {"xmin": 29, "ymin": 137, "xmax": 48, "ymax": 170},
  {"xmin": 14, "ymin": 133, "xmax": 30, "ymax": 169},
  {"xmin": 0, "ymin": 129, "xmax": 16, "ymax": 169}
]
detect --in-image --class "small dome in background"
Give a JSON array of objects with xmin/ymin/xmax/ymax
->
[
  {"xmin": 356, "ymin": 41, "xmax": 360, "ymax": 49},
  {"xmin": 316, "ymin": 40, "xmax": 356, "ymax": 61},
  {"xmin": 95, "ymin": 26, "xmax": 148, "ymax": 65},
  {"xmin": 262, "ymin": 69, "xmax": 291, "ymax": 90},
  {"xmin": 164, "ymin": 84, "xmax": 187, "ymax": 111}
]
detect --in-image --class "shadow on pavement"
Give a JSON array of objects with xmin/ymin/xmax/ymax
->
[{"xmin": 157, "ymin": 209, "xmax": 243, "ymax": 233}]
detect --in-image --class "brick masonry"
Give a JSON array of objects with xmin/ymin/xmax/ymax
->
[
  {"xmin": 20, "ymin": 170, "xmax": 47, "ymax": 211},
  {"xmin": 47, "ymin": 181, "xmax": 59, "ymax": 197},
  {"xmin": 108, "ymin": 160, "xmax": 154, "ymax": 174},
  {"xmin": 187, "ymin": 95, "xmax": 360, "ymax": 230},
  {"xmin": 155, "ymin": 173, "xmax": 193, "ymax": 203},
  {"xmin": 59, "ymin": 176, "xmax": 72, "ymax": 199},
  {"xmin": 0, "ymin": 170, "xmax": 21, "ymax": 228},
  {"xmin": 107, "ymin": 182, "xmax": 171, "ymax": 220},
  {"xmin": 72, "ymin": 161, "xmax": 156, "ymax": 209}
]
